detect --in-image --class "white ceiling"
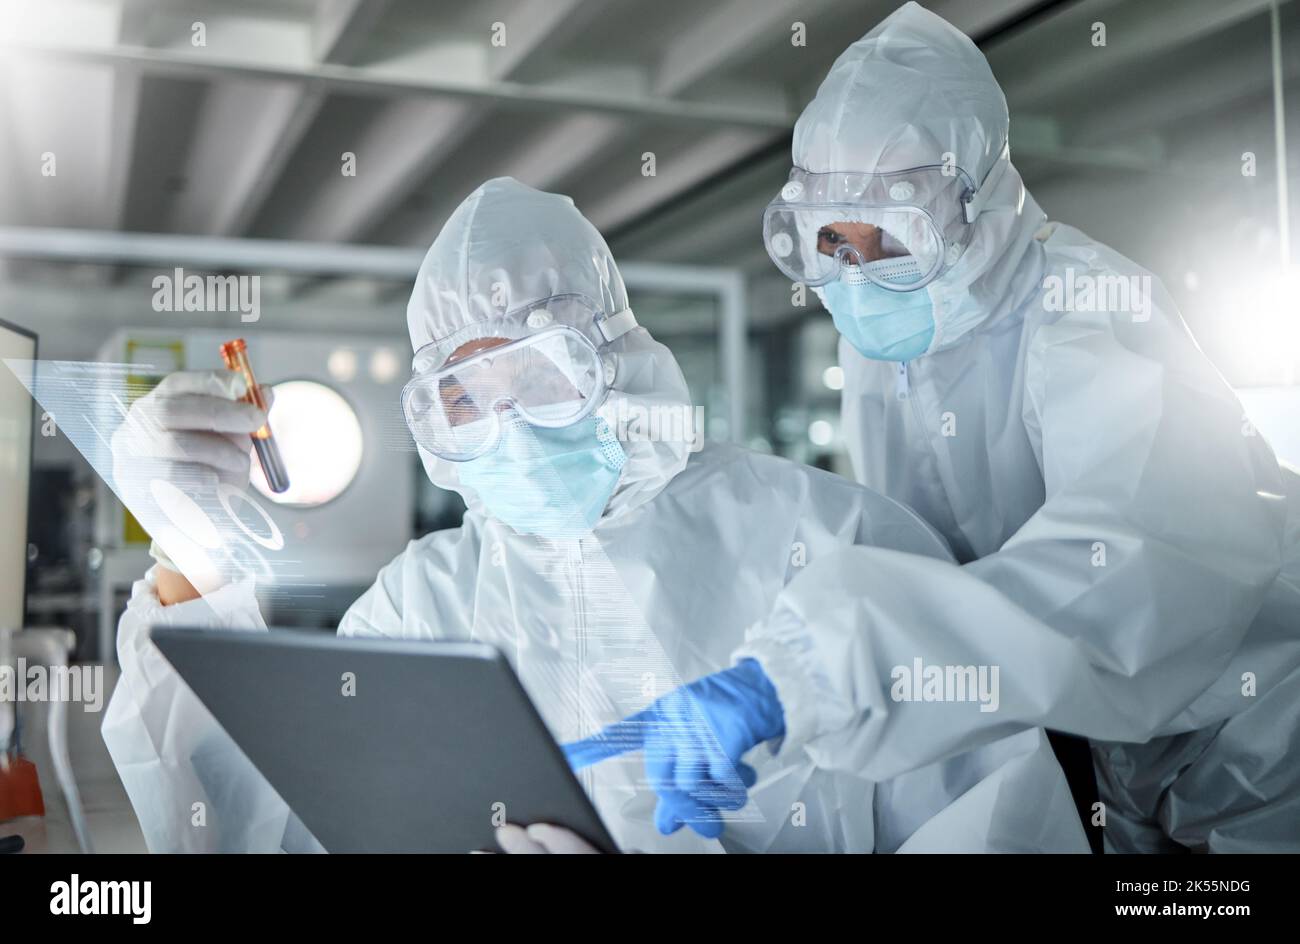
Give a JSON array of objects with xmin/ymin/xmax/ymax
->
[
  {"xmin": 0, "ymin": 0, "xmax": 1052, "ymax": 246},
  {"xmin": 0, "ymin": 0, "xmax": 1296, "ymax": 360}
]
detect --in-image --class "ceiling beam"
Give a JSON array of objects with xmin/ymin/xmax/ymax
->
[
  {"xmin": 350, "ymin": 0, "xmax": 602, "ymax": 245},
  {"xmin": 499, "ymin": 113, "xmax": 625, "ymax": 192},
  {"xmin": 620, "ymin": 194, "xmax": 767, "ymax": 268},
  {"xmin": 0, "ymin": 225, "xmax": 426, "ymax": 277},
  {"xmin": 396, "ymin": 112, "xmax": 626, "ymax": 248},
  {"xmin": 1069, "ymin": 29, "xmax": 1300, "ymax": 144},
  {"xmin": 219, "ymin": 85, "xmax": 326, "ymax": 237},
  {"xmin": 0, "ymin": 278, "xmax": 409, "ymax": 361},
  {"xmin": 583, "ymin": 128, "xmax": 775, "ymax": 232},
  {"xmin": 195, "ymin": 1, "xmax": 394, "ymax": 238},
  {"xmin": 282, "ymin": 97, "xmax": 473, "ymax": 244},
  {"xmin": 651, "ymin": 0, "xmax": 814, "ymax": 97},
  {"xmin": 101, "ymin": 64, "xmax": 141, "ymax": 230},
  {"xmin": 930, "ymin": 0, "xmax": 1076, "ymax": 42},
  {"xmin": 103, "ymin": 0, "xmax": 153, "ymax": 231},
  {"xmin": 1005, "ymin": 0, "xmax": 1282, "ymax": 111},
  {"xmin": 166, "ymin": 79, "xmax": 322, "ymax": 236},
  {"xmin": 115, "ymin": 0, "xmax": 154, "ymax": 47},
  {"xmin": 489, "ymin": 0, "xmax": 593, "ymax": 81},
  {"xmin": 1, "ymin": 59, "xmax": 130, "ymax": 229},
  {"xmin": 0, "ymin": 40, "xmax": 793, "ymax": 130},
  {"xmin": 314, "ymin": 0, "xmax": 392, "ymax": 64}
]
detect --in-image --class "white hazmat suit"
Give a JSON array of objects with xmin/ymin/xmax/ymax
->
[
  {"xmin": 102, "ymin": 178, "xmax": 1088, "ymax": 853},
  {"xmin": 743, "ymin": 2, "xmax": 1300, "ymax": 852}
]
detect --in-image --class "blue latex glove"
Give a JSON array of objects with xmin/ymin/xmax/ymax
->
[{"xmin": 562, "ymin": 659, "xmax": 785, "ymax": 838}]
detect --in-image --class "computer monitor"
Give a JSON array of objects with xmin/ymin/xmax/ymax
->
[{"xmin": 0, "ymin": 318, "xmax": 36, "ymax": 633}]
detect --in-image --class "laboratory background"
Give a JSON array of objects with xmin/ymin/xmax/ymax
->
[{"xmin": 0, "ymin": 0, "xmax": 1297, "ymax": 854}]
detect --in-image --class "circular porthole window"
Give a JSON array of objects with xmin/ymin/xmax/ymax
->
[{"xmin": 249, "ymin": 380, "xmax": 364, "ymax": 507}]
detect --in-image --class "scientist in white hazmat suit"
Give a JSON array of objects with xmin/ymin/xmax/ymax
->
[
  {"xmin": 730, "ymin": 2, "xmax": 1299, "ymax": 852},
  {"xmin": 101, "ymin": 177, "xmax": 1088, "ymax": 853}
]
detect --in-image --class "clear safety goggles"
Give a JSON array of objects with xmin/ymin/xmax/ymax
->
[
  {"xmin": 762, "ymin": 150, "xmax": 1007, "ymax": 292},
  {"xmin": 403, "ymin": 296, "xmax": 636, "ymax": 462}
]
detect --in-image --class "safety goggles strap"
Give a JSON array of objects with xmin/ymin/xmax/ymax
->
[
  {"xmin": 596, "ymin": 307, "xmax": 638, "ymax": 343},
  {"xmin": 961, "ymin": 142, "xmax": 1011, "ymax": 224}
]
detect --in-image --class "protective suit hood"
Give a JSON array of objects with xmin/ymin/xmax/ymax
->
[
  {"xmin": 792, "ymin": 2, "xmax": 1046, "ymax": 353},
  {"xmin": 405, "ymin": 177, "xmax": 693, "ymax": 525}
]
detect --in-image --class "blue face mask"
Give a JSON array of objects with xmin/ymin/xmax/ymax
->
[
  {"xmin": 821, "ymin": 264, "xmax": 936, "ymax": 362},
  {"xmin": 457, "ymin": 414, "xmax": 627, "ymax": 538}
]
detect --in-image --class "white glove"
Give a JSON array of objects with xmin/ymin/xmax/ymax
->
[
  {"xmin": 110, "ymin": 370, "xmax": 273, "ymax": 585},
  {"xmin": 110, "ymin": 370, "xmax": 271, "ymax": 492},
  {"xmin": 493, "ymin": 823, "xmax": 606, "ymax": 854}
]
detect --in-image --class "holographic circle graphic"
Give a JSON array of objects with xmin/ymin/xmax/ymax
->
[{"xmin": 218, "ymin": 482, "xmax": 286, "ymax": 551}]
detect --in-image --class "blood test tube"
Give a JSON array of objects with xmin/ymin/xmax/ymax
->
[{"xmin": 219, "ymin": 338, "xmax": 290, "ymax": 494}]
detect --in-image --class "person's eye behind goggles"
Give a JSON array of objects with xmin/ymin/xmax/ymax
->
[
  {"xmin": 763, "ymin": 147, "xmax": 1009, "ymax": 292},
  {"xmin": 402, "ymin": 297, "xmax": 638, "ymax": 462}
]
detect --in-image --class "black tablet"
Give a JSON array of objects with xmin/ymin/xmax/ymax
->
[{"xmin": 151, "ymin": 627, "xmax": 618, "ymax": 853}]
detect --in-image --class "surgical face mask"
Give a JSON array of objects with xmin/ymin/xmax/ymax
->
[
  {"xmin": 456, "ymin": 413, "xmax": 627, "ymax": 538},
  {"xmin": 818, "ymin": 261, "xmax": 936, "ymax": 362}
]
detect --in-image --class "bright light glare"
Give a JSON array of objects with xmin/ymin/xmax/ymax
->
[
  {"xmin": 1231, "ymin": 267, "xmax": 1300, "ymax": 385},
  {"xmin": 250, "ymin": 381, "xmax": 364, "ymax": 506},
  {"xmin": 808, "ymin": 419, "xmax": 834, "ymax": 446},
  {"xmin": 822, "ymin": 365, "xmax": 845, "ymax": 390},
  {"xmin": 370, "ymin": 347, "xmax": 402, "ymax": 384},
  {"xmin": 327, "ymin": 348, "xmax": 358, "ymax": 382},
  {"xmin": 1237, "ymin": 386, "xmax": 1300, "ymax": 470}
]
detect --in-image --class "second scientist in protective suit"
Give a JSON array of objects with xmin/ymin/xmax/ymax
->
[
  {"xmin": 740, "ymin": 2, "xmax": 1300, "ymax": 852},
  {"xmin": 101, "ymin": 177, "xmax": 1088, "ymax": 853}
]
